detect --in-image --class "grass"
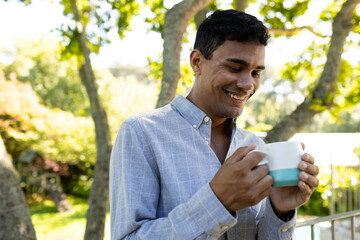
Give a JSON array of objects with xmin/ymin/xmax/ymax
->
[{"xmin": 29, "ymin": 195, "xmax": 110, "ymax": 240}]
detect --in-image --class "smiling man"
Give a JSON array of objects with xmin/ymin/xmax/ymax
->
[{"xmin": 110, "ymin": 9, "xmax": 319, "ymax": 240}]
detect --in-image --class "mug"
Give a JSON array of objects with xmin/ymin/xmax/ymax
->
[{"xmin": 251, "ymin": 141, "xmax": 303, "ymax": 187}]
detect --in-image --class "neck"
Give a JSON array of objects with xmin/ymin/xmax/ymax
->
[
  {"xmin": 210, "ymin": 118, "xmax": 233, "ymax": 164},
  {"xmin": 212, "ymin": 118, "xmax": 232, "ymax": 136}
]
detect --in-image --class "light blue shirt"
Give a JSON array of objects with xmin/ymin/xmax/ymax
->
[{"xmin": 110, "ymin": 95, "xmax": 296, "ymax": 240}]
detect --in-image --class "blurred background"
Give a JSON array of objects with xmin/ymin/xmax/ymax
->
[{"xmin": 0, "ymin": 0, "xmax": 359, "ymax": 239}]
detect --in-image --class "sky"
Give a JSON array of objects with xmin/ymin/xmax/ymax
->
[{"xmin": 2, "ymin": 0, "xmax": 358, "ymax": 69}]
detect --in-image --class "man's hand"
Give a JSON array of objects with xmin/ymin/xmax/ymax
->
[
  {"xmin": 210, "ymin": 144, "xmax": 273, "ymax": 212},
  {"xmin": 270, "ymin": 145, "xmax": 319, "ymax": 219}
]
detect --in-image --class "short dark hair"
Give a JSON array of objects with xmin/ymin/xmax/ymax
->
[{"xmin": 194, "ymin": 9, "xmax": 270, "ymax": 59}]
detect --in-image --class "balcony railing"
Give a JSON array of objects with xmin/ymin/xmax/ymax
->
[{"xmin": 296, "ymin": 209, "xmax": 360, "ymax": 240}]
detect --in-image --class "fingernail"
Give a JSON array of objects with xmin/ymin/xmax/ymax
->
[
  {"xmin": 301, "ymin": 172, "xmax": 309, "ymax": 180},
  {"xmin": 301, "ymin": 162, "xmax": 308, "ymax": 169},
  {"xmin": 305, "ymin": 154, "xmax": 310, "ymax": 160}
]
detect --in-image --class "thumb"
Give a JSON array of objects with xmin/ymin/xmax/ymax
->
[{"xmin": 225, "ymin": 143, "xmax": 257, "ymax": 165}]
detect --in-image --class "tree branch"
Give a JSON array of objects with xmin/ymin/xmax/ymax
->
[
  {"xmin": 156, "ymin": 0, "xmax": 214, "ymax": 108},
  {"xmin": 269, "ymin": 26, "xmax": 329, "ymax": 38},
  {"xmin": 264, "ymin": 0, "xmax": 360, "ymax": 143}
]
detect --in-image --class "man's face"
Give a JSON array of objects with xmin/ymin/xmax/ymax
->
[{"xmin": 189, "ymin": 40, "xmax": 265, "ymax": 124}]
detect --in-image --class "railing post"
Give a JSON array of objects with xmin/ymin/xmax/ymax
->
[
  {"xmin": 349, "ymin": 180, "xmax": 352, "ymax": 211},
  {"xmin": 310, "ymin": 224, "xmax": 314, "ymax": 240},
  {"xmin": 331, "ymin": 220, "xmax": 336, "ymax": 240},
  {"xmin": 351, "ymin": 216, "xmax": 355, "ymax": 240},
  {"xmin": 331, "ymin": 163, "xmax": 335, "ymax": 215}
]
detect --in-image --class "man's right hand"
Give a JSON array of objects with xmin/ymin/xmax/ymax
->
[{"xmin": 209, "ymin": 144, "xmax": 273, "ymax": 212}]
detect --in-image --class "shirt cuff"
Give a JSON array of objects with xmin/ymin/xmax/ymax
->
[
  {"xmin": 186, "ymin": 183, "xmax": 237, "ymax": 239},
  {"xmin": 262, "ymin": 197, "xmax": 297, "ymax": 239}
]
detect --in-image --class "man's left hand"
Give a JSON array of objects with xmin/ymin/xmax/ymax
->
[{"xmin": 269, "ymin": 149, "xmax": 319, "ymax": 220}]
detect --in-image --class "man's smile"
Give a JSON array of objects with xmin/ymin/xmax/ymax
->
[{"xmin": 225, "ymin": 90, "xmax": 249, "ymax": 105}]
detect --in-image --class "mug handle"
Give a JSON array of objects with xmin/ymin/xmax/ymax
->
[{"xmin": 248, "ymin": 149, "xmax": 268, "ymax": 166}]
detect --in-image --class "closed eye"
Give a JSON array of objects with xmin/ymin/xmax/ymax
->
[
  {"xmin": 252, "ymin": 71, "xmax": 262, "ymax": 78},
  {"xmin": 227, "ymin": 65, "xmax": 243, "ymax": 72}
]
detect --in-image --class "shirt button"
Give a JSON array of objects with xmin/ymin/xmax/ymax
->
[
  {"xmin": 192, "ymin": 124, "xmax": 197, "ymax": 128},
  {"xmin": 220, "ymin": 225, "xmax": 229, "ymax": 230},
  {"xmin": 204, "ymin": 116, "xmax": 210, "ymax": 123},
  {"xmin": 205, "ymin": 140, "xmax": 209, "ymax": 145},
  {"xmin": 281, "ymin": 228, "xmax": 288, "ymax": 232}
]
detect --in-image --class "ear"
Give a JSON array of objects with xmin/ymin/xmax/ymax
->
[{"xmin": 190, "ymin": 49, "xmax": 203, "ymax": 76}]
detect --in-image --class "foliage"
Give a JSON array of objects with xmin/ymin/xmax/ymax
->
[
  {"xmin": 0, "ymin": 71, "xmax": 96, "ymax": 163},
  {"xmin": 59, "ymin": 0, "xmax": 141, "ymax": 61},
  {"xmin": 238, "ymin": 66, "xmax": 301, "ymax": 131},
  {"xmin": 319, "ymin": 0, "xmax": 360, "ymax": 32},
  {"xmin": 280, "ymin": 41, "xmax": 360, "ymax": 123},
  {"xmin": 0, "ymin": 65, "xmax": 160, "ymax": 195},
  {"xmin": 29, "ymin": 196, "xmax": 110, "ymax": 240},
  {"xmin": 148, "ymin": 54, "xmax": 193, "ymax": 97},
  {"xmin": 144, "ymin": 0, "xmax": 166, "ymax": 34},
  {"xmin": 299, "ymin": 164, "xmax": 360, "ymax": 216},
  {"xmin": 355, "ymin": 145, "xmax": 360, "ymax": 158},
  {"xmin": 259, "ymin": 0, "xmax": 311, "ymax": 31},
  {"xmin": 100, "ymin": 67, "xmax": 159, "ymax": 137},
  {"xmin": 3, "ymin": 36, "xmax": 90, "ymax": 116}
]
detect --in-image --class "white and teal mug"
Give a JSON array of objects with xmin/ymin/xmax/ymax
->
[{"xmin": 251, "ymin": 141, "xmax": 303, "ymax": 187}]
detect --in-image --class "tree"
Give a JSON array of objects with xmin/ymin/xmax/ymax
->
[
  {"xmin": 154, "ymin": 0, "xmax": 258, "ymax": 108},
  {"xmin": 2, "ymin": 0, "xmax": 141, "ymax": 238},
  {"xmin": 65, "ymin": 0, "xmax": 112, "ymax": 239},
  {"xmin": 60, "ymin": 0, "xmax": 140, "ymax": 238},
  {"xmin": 264, "ymin": 0, "xmax": 360, "ymax": 142},
  {"xmin": 0, "ymin": 133, "xmax": 36, "ymax": 240},
  {"xmin": 155, "ymin": 0, "xmax": 215, "ymax": 108},
  {"xmin": 155, "ymin": 0, "xmax": 360, "ymax": 141}
]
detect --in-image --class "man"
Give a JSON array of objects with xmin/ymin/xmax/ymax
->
[{"xmin": 110, "ymin": 9, "xmax": 319, "ymax": 240}]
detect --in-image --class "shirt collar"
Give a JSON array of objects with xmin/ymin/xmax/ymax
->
[
  {"xmin": 171, "ymin": 94, "xmax": 237, "ymax": 129},
  {"xmin": 170, "ymin": 95, "xmax": 207, "ymax": 129}
]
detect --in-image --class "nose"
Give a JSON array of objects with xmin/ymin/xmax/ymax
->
[{"xmin": 236, "ymin": 72, "xmax": 254, "ymax": 93}]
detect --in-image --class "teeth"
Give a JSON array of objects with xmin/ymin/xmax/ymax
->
[{"xmin": 228, "ymin": 92, "xmax": 245, "ymax": 101}]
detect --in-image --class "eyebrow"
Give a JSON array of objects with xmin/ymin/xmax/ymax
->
[{"xmin": 226, "ymin": 58, "xmax": 265, "ymax": 70}]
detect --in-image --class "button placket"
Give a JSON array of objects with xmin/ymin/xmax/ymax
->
[{"xmin": 199, "ymin": 118, "xmax": 211, "ymax": 146}]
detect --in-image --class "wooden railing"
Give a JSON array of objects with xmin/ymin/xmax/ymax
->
[{"xmin": 296, "ymin": 209, "xmax": 360, "ymax": 240}]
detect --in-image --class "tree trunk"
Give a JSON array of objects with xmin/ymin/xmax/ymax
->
[
  {"xmin": 0, "ymin": 134, "xmax": 36, "ymax": 240},
  {"xmin": 235, "ymin": 0, "xmax": 247, "ymax": 12},
  {"xmin": 194, "ymin": 7, "xmax": 208, "ymax": 29},
  {"xmin": 264, "ymin": 0, "xmax": 360, "ymax": 143},
  {"xmin": 70, "ymin": 0, "xmax": 113, "ymax": 239},
  {"xmin": 156, "ymin": 0, "xmax": 215, "ymax": 108}
]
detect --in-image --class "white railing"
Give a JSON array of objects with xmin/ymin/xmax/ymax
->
[{"xmin": 296, "ymin": 209, "xmax": 360, "ymax": 240}]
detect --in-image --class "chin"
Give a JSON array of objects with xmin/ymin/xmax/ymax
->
[{"xmin": 224, "ymin": 109, "xmax": 243, "ymax": 119}]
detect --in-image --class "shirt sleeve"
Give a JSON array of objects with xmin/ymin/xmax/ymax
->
[
  {"xmin": 257, "ymin": 197, "xmax": 297, "ymax": 240},
  {"xmin": 110, "ymin": 119, "xmax": 237, "ymax": 240}
]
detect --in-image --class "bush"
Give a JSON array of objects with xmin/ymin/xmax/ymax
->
[{"xmin": 0, "ymin": 71, "xmax": 96, "ymax": 196}]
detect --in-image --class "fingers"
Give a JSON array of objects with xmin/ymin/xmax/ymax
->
[
  {"xmin": 237, "ymin": 151, "xmax": 266, "ymax": 170},
  {"xmin": 299, "ymin": 154, "xmax": 319, "ymax": 176},
  {"xmin": 301, "ymin": 153, "xmax": 314, "ymax": 165},
  {"xmin": 245, "ymin": 175, "xmax": 274, "ymax": 205},
  {"xmin": 250, "ymin": 165, "xmax": 271, "ymax": 185},
  {"xmin": 298, "ymin": 153, "xmax": 319, "ymax": 193},
  {"xmin": 300, "ymin": 142, "xmax": 305, "ymax": 150},
  {"xmin": 225, "ymin": 143, "xmax": 256, "ymax": 165}
]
